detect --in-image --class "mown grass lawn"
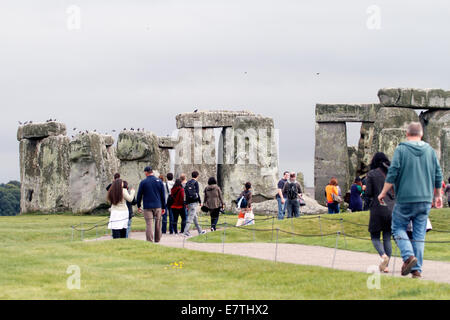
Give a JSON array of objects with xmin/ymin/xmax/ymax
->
[
  {"xmin": 193, "ymin": 209, "xmax": 450, "ymax": 262},
  {"xmin": 0, "ymin": 213, "xmax": 449, "ymax": 300}
]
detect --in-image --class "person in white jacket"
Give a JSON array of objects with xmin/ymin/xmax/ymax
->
[{"xmin": 107, "ymin": 179, "xmax": 135, "ymax": 239}]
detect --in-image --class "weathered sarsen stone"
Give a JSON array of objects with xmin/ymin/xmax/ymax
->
[
  {"xmin": 17, "ymin": 121, "xmax": 66, "ymax": 141},
  {"xmin": 314, "ymin": 122, "xmax": 349, "ymax": 205},
  {"xmin": 18, "ymin": 123, "xmax": 70, "ymax": 214},
  {"xmin": 176, "ymin": 110, "xmax": 256, "ymax": 129},
  {"xmin": 421, "ymin": 110, "xmax": 450, "ymax": 181},
  {"xmin": 378, "ymin": 88, "xmax": 450, "ymax": 109},
  {"xmin": 221, "ymin": 116, "xmax": 279, "ymax": 206},
  {"xmin": 117, "ymin": 131, "xmax": 168, "ymax": 192},
  {"xmin": 69, "ymin": 133, "xmax": 119, "ymax": 214},
  {"xmin": 174, "ymin": 127, "xmax": 217, "ymax": 193},
  {"xmin": 252, "ymin": 195, "xmax": 328, "ymax": 215}
]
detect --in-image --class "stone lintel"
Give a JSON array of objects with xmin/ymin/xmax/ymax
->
[
  {"xmin": 378, "ymin": 88, "xmax": 450, "ymax": 109},
  {"xmin": 176, "ymin": 110, "xmax": 256, "ymax": 129},
  {"xmin": 315, "ymin": 104, "xmax": 380, "ymax": 123},
  {"xmin": 17, "ymin": 122, "xmax": 67, "ymax": 141}
]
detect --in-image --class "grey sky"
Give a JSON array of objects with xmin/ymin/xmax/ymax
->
[{"xmin": 1, "ymin": 0, "xmax": 449, "ymax": 186}]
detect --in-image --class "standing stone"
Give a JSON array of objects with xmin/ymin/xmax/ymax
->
[
  {"xmin": 221, "ymin": 116, "xmax": 279, "ymax": 207},
  {"xmin": 356, "ymin": 123, "xmax": 376, "ymax": 175},
  {"xmin": 421, "ymin": 110, "xmax": 450, "ymax": 181},
  {"xmin": 69, "ymin": 133, "xmax": 119, "ymax": 214},
  {"xmin": 314, "ymin": 122, "xmax": 349, "ymax": 204},
  {"xmin": 117, "ymin": 131, "xmax": 166, "ymax": 192},
  {"xmin": 174, "ymin": 127, "xmax": 216, "ymax": 193},
  {"xmin": 18, "ymin": 134, "xmax": 71, "ymax": 213},
  {"xmin": 371, "ymin": 107, "xmax": 419, "ymax": 160},
  {"xmin": 348, "ymin": 146, "xmax": 358, "ymax": 184}
]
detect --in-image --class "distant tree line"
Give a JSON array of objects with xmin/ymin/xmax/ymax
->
[{"xmin": 0, "ymin": 181, "xmax": 20, "ymax": 216}]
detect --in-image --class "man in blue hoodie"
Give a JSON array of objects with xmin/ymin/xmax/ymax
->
[
  {"xmin": 378, "ymin": 122, "xmax": 443, "ymax": 279},
  {"xmin": 137, "ymin": 166, "xmax": 166, "ymax": 243}
]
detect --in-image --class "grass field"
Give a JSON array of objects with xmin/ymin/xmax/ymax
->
[{"xmin": 0, "ymin": 212, "xmax": 449, "ymax": 300}]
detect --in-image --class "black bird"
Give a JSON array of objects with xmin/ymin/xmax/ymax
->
[
  {"xmin": 73, "ymin": 128, "xmax": 77, "ymax": 131},
  {"xmin": 316, "ymin": 73, "xmax": 320, "ymax": 75},
  {"xmin": 112, "ymin": 130, "xmax": 116, "ymax": 133},
  {"xmin": 194, "ymin": 109, "xmax": 198, "ymax": 113},
  {"xmin": 123, "ymin": 128, "xmax": 126, "ymax": 131},
  {"xmin": 29, "ymin": 121, "xmax": 33, "ymax": 124},
  {"xmin": 137, "ymin": 128, "xmax": 140, "ymax": 132},
  {"xmin": 131, "ymin": 128, "xmax": 134, "ymax": 131}
]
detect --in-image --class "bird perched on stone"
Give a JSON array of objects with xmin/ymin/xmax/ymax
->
[
  {"xmin": 194, "ymin": 109, "xmax": 198, "ymax": 113},
  {"xmin": 112, "ymin": 130, "xmax": 116, "ymax": 132},
  {"xmin": 73, "ymin": 128, "xmax": 77, "ymax": 131},
  {"xmin": 131, "ymin": 128, "xmax": 134, "ymax": 131}
]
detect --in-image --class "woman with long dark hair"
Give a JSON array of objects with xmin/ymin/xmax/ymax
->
[
  {"xmin": 365, "ymin": 152, "xmax": 395, "ymax": 273},
  {"xmin": 107, "ymin": 179, "xmax": 135, "ymax": 239}
]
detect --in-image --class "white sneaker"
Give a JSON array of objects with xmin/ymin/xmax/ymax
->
[{"xmin": 200, "ymin": 230, "xmax": 207, "ymax": 235}]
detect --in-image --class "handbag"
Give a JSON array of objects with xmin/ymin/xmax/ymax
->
[
  {"xmin": 298, "ymin": 195, "xmax": 306, "ymax": 206},
  {"xmin": 331, "ymin": 192, "xmax": 342, "ymax": 203},
  {"xmin": 201, "ymin": 205, "xmax": 209, "ymax": 213},
  {"xmin": 244, "ymin": 210, "xmax": 255, "ymax": 226}
]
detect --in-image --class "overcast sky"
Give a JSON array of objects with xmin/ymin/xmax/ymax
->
[{"xmin": 1, "ymin": 0, "xmax": 449, "ymax": 187}]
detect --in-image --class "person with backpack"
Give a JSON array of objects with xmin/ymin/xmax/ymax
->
[
  {"xmin": 162, "ymin": 173, "xmax": 175, "ymax": 234},
  {"xmin": 203, "ymin": 177, "xmax": 224, "ymax": 231},
  {"xmin": 282, "ymin": 173, "xmax": 303, "ymax": 218},
  {"xmin": 168, "ymin": 179, "xmax": 186, "ymax": 234},
  {"xmin": 183, "ymin": 171, "xmax": 206, "ymax": 237},
  {"xmin": 236, "ymin": 182, "xmax": 253, "ymax": 226}
]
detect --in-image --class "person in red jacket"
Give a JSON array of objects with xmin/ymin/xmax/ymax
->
[{"xmin": 169, "ymin": 179, "xmax": 186, "ymax": 234}]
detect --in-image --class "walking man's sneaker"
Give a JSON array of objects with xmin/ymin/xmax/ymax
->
[
  {"xmin": 411, "ymin": 270, "xmax": 422, "ymax": 279},
  {"xmin": 401, "ymin": 256, "xmax": 418, "ymax": 276},
  {"xmin": 200, "ymin": 230, "xmax": 207, "ymax": 235}
]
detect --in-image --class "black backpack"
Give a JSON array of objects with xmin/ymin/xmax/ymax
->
[
  {"xmin": 185, "ymin": 180, "xmax": 199, "ymax": 202},
  {"xmin": 287, "ymin": 182, "xmax": 298, "ymax": 200}
]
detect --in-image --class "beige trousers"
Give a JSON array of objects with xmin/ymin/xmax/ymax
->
[{"xmin": 143, "ymin": 208, "xmax": 162, "ymax": 243}]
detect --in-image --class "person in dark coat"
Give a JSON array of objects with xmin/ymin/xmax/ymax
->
[
  {"xmin": 365, "ymin": 152, "xmax": 395, "ymax": 273},
  {"xmin": 349, "ymin": 177, "xmax": 364, "ymax": 212},
  {"xmin": 203, "ymin": 177, "xmax": 224, "ymax": 231}
]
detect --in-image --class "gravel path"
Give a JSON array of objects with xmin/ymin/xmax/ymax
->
[{"xmin": 91, "ymin": 231, "xmax": 450, "ymax": 284}]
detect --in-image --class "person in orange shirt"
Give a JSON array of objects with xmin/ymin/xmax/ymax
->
[{"xmin": 325, "ymin": 177, "xmax": 340, "ymax": 214}]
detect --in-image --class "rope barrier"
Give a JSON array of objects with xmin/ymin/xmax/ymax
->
[{"xmin": 70, "ymin": 211, "xmax": 450, "ymax": 244}]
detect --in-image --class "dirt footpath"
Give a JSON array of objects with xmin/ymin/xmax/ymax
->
[{"xmin": 92, "ymin": 231, "xmax": 450, "ymax": 284}]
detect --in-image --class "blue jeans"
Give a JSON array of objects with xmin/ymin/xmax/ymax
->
[
  {"xmin": 286, "ymin": 199, "xmax": 300, "ymax": 218},
  {"xmin": 277, "ymin": 197, "xmax": 286, "ymax": 220},
  {"xmin": 126, "ymin": 218, "xmax": 132, "ymax": 238},
  {"xmin": 391, "ymin": 202, "xmax": 431, "ymax": 273},
  {"xmin": 162, "ymin": 207, "xmax": 175, "ymax": 234},
  {"xmin": 327, "ymin": 202, "xmax": 339, "ymax": 214}
]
